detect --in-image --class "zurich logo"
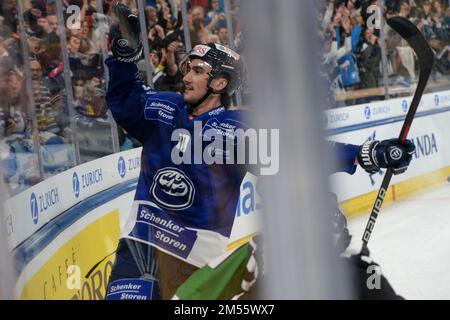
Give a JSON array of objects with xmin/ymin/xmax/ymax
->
[
  {"xmin": 30, "ymin": 193, "xmax": 39, "ymax": 225},
  {"xmin": 389, "ymin": 147, "xmax": 403, "ymax": 161},
  {"xmin": 150, "ymin": 168, "xmax": 195, "ymax": 210},
  {"xmin": 118, "ymin": 156, "xmax": 126, "ymax": 178},
  {"xmin": 402, "ymin": 100, "xmax": 408, "ymax": 113},
  {"xmin": 72, "ymin": 172, "xmax": 80, "ymax": 198},
  {"xmin": 322, "ymin": 114, "xmax": 328, "ymax": 126},
  {"xmin": 434, "ymin": 94, "xmax": 440, "ymax": 106},
  {"xmin": 364, "ymin": 106, "xmax": 371, "ymax": 119}
]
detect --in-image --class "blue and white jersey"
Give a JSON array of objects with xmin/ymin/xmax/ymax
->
[
  {"xmin": 105, "ymin": 57, "xmax": 360, "ymax": 267},
  {"xmin": 106, "ymin": 57, "xmax": 249, "ymax": 267}
]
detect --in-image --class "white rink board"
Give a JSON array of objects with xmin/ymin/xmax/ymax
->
[
  {"xmin": 7, "ymin": 88, "xmax": 450, "ymax": 275},
  {"xmin": 324, "ymin": 90, "xmax": 450, "ymax": 130},
  {"xmin": 4, "ymin": 148, "xmax": 143, "ymax": 251},
  {"xmin": 4, "ymin": 148, "xmax": 262, "ymax": 253},
  {"xmin": 325, "ymin": 89, "xmax": 450, "ymax": 202},
  {"xmin": 328, "ymin": 110, "xmax": 450, "ymax": 202}
]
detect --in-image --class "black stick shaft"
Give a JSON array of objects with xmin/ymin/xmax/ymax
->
[{"xmin": 361, "ymin": 16, "xmax": 434, "ymax": 250}]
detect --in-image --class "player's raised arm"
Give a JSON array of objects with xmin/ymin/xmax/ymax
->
[
  {"xmin": 104, "ymin": 2, "xmax": 150, "ymax": 143},
  {"xmin": 329, "ymin": 139, "xmax": 416, "ymax": 175},
  {"xmin": 328, "ymin": 141, "xmax": 360, "ymax": 174}
]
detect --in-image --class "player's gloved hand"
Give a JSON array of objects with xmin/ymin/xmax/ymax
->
[
  {"xmin": 110, "ymin": 2, "xmax": 143, "ymax": 63},
  {"xmin": 357, "ymin": 138, "xmax": 415, "ymax": 175}
]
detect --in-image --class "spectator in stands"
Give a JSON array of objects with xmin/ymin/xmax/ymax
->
[
  {"xmin": 0, "ymin": 71, "xmax": 30, "ymax": 138},
  {"xmin": 207, "ymin": 0, "xmax": 226, "ymax": 32},
  {"xmin": 333, "ymin": 12, "xmax": 361, "ymax": 89},
  {"xmin": 24, "ymin": 0, "xmax": 48, "ymax": 39},
  {"xmin": 436, "ymin": 44, "xmax": 450, "ymax": 74},
  {"xmin": 73, "ymin": 78, "xmax": 85, "ymax": 107},
  {"xmin": 159, "ymin": 2, "xmax": 174, "ymax": 32},
  {"xmin": 146, "ymin": 6, "xmax": 159, "ymax": 29},
  {"xmin": 27, "ymin": 36, "xmax": 43, "ymax": 58},
  {"xmin": 422, "ymin": 0, "xmax": 433, "ymax": 19},
  {"xmin": 433, "ymin": 0, "xmax": 444, "ymax": 17},
  {"xmin": 46, "ymin": 0, "xmax": 57, "ymax": 15},
  {"xmin": 68, "ymin": 33, "xmax": 82, "ymax": 55},
  {"xmin": 218, "ymin": 25, "xmax": 228, "ymax": 46},
  {"xmin": 0, "ymin": 0, "xmax": 18, "ymax": 37},
  {"xmin": 150, "ymin": 48, "xmax": 168, "ymax": 90},
  {"xmin": 79, "ymin": 19, "xmax": 97, "ymax": 54},
  {"xmin": 30, "ymin": 58, "xmax": 51, "ymax": 100},
  {"xmin": 399, "ymin": 1, "xmax": 411, "ymax": 18},
  {"xmin": 168, "ymin": 42, "xmax": 187, "ymax": 92},
  {"xmin": 37, "ymin": 15, "xmax": 52, "ymax": 35},
  {"xmin": 0, "ymin": 37, "xmax": 14, "ymax": 69},
  {"xmin": 207, "ymin": 33, "xmax": 220, "ymax": 43},
  {"xmin": 384, "ymin": 1, "xmax": 415, "ymax": 86},
  {"xmin": 356, "ymin": 28, "xmax": 381, "ymax": 89},
  {"xmin": 189, "ymin": 0, "xmax": 209, "ymax": 12},
  {"xmin": 46, "ymin": 15, "xmax": 58, "ymax": 34},
  {"xmin": 429, "ymin": 1, "xmax": 448, "ymax": 41},
  {"xmin": 189, "ymin": 5, "xmax": 210, "ymax": 45},
  {"xmin": 420, "ymin": 1, "xmax": 438, "ymax": 38},
  {"xmin": 349, "ymin": 10, "xmax": 363, "ymax": 54}
]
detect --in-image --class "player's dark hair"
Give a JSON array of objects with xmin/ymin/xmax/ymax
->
[
  {"xmin": 216, "ymin": 72, "xmax": 231, "ymax": 108},
  {"xmin": 221, "ymin": 93, "xmax": 231, "ymax": 108}
]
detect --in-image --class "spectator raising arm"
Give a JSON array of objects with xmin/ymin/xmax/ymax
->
[
  {"xmin": 322, "ymin": 0, "xmax": 334, "ymax": 30},
  {"xmin": 325, "ymin": 32, "xmax": 352, "ymax": 61},
  {"xmin": 165, "ymin": 40, "xmax": 180, "ymax": 76}
]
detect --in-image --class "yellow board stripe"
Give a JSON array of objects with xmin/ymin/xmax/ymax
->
[
  {"xmin": 341, "ymin": 166, "xmax": 450, "ymax": 219},
  {"xmin": 226, "ymin": 232, "xmax": 259, "ymax": 251}
]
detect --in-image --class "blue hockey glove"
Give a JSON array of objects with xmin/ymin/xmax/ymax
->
[
  {"xmin": 357, "ymin": 138, "xmax": 415, "ymax": 175},
  {"xmin": 110, "ymin": 2, "xmax": 143, "ymax": 63}
]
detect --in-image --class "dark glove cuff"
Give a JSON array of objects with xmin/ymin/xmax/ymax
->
[
  {"xmin": 357, "ymin": 140, "xmax": 380, "ymax": 174},
  {"xmin": 111, "ymin": 37, "xmax": 143, "ymax": 64}
]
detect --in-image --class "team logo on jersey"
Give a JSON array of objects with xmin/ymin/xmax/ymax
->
[{"xmin": 150, "ymin": 168, "xmax": 195, "ymax": 210}]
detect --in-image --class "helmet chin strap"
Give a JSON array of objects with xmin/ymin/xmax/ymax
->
[
  {"xmin": 187, "ymin": 77, "xmax": 225, "ymax": 116},
  {"xmin": 188, "ymin": 86, "xmax": 214, "ymax": 113}
]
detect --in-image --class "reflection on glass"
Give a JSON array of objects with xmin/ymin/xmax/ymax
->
[{"xmin": 0, "ymin": 0, "xmax": 252, "ymax": 197}]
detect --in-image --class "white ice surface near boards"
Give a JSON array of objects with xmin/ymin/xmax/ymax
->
[{"xmin": 347, "ymin": 182, "xmax": 450, "ymax": 299}]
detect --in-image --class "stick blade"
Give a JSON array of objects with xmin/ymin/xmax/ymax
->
[{"xmin": 387, "ymin": 16, "xmax": 435, "ymax": 71}]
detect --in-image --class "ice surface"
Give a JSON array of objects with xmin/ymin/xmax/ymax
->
[{"xmin": 347, "ymin": 182, "xmax": 450, "ymax": 299}]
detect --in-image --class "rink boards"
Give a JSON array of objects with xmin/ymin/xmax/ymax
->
[
  {"xmin": 5, "ymin": 148, "xmax": 261, "ymax": 299},
  {"xmin": 5, "ymin": 89, "xmax": 450, "ymax": 299},
  {"xmin": 326, "ymin": 90, "xmax": 450, "ymax": 216}
]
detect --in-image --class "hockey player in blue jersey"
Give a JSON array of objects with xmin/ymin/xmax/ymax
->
[{"xmin": 104, "ymin": 3, "xmax": 415, "ymax": 300}]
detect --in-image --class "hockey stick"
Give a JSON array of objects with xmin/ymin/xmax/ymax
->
[{"xmin": 361, "ymin": 16, "xmax": 434, "ymax": 253}]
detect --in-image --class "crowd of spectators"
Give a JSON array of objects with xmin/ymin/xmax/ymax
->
[
  {"xmin": 319, "ymin": 0, "xmax": 450, "ymax": 105},
  {"xmin": 0, "ymin": 0, "xmax": 448, "ymax": 194},
  {"xmin": 0, "ymin": 0, "xmax": 242, "ymax": 196}
]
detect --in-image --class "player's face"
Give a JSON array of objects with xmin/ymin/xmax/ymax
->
[{"xmin": 182, "ymin": 59, "xmax": 212, "ymax": 104}]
